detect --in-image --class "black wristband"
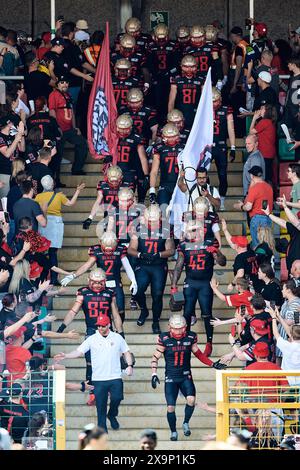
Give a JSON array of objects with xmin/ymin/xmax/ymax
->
[
  {"xmin": 80, "ymin": 381, "xmax": 85, "ymax": 392},
  {"xmin": 57, "ymin": 323, "xmax": 67, "ymax": 333}
]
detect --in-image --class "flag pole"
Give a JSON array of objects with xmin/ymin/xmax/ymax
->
[
  {"xmin": 51, "ymin": 0, "xmax": 56, "ymax": 39},
  {"xmin": 249, "ymin": 0, "xmax": 254, "ymax": 42}
]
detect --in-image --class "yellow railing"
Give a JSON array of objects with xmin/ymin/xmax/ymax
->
[{"xmin": 216, "ymin": 370, "xmax": 300, "ymax": 449}]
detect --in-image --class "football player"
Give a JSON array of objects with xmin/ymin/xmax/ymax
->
[
  {"xmin": 151, "ymin": 314, "xmax": 226, "ymax": 441},
  {"xmin": 111, "ymin": 34, "xmax": 150, "ymax": 86},
  {"xmin": 150, "ymin": 123, "xmax": 184, "ymax": 206},
  {"xmin": 112, "ymin": 59, "xmax": 140, "ymax": 110},
  {"xmin": 128, "ymin": 204, "xmax": 175, "ymax": 334},
  {"xmin": 168, "ymin": 55, "xmax": 204, "ymax": 129},
  {"xmin": 114, "ymin": 17, "xmax": 152, "ymax": 55},
  {"xmin": 60, "ymin": 231, "xmax": 138, "ymax": 323},
  {"xmin": 57, "ymin": 268, "xmax": 123, "ymax": 405},
  {"xmin": 212, "ymin": 87, "xmax": 236, "ymax": 211}
]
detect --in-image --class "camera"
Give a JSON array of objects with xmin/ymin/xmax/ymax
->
[
  {"xmin": 245, "ymin": 18, "xmax": 252, "ymax": 30},
  {"xmin": 262, "ymin": 199, "xmax": 268, "ymax": 210},
  {"xmin": 201, "ymin": 184, "xmax": 208, "ymax": 191},
  {"xmin": 294, "ymin": 311, "xmax": 300, "ymax": 324}
]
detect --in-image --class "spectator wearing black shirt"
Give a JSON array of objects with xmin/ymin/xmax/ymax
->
[
  {"xmin": 284, "ymin": 54, "xmax": 300, "ymax": 131},
  {"xmin": 44, "ymin": 37, "xmax": 68, "ymax": 82},
  {"xmin": 24, "ymin": 126, "xmax": 43, "ymax": 165},
  {"xmin": 263, "ymin": 197, "xmax": 300, "ymax": 273},
  {"xmin": 23, "ymin": 52, "xmax": 54, "ymax": 103},
  {"xmin": 0, "ymin": 116, "xmax": 25, "ymax": 197},
  {"xmin": 0, "ymin": 383, "xmax": 29, "ymax": 444},
  {"xmin": 13, "ymin": 180, "xmax": 47, "ymax": 233},
  {"xmin": 0, "ymin": 294, "xmax": 17, "ymax": 329},
  {"xmin": 255, "ymin": 225, "xmax": 275, "ymax": 266},
  {"xmin": 23, "ymin": 357, "xmax": 53, "ymax": 418},
  {"xmin": 60, "ymin": 22, "xmax": 94, "ymax": 109},
  {"xmin": 7, "ymin": 171, "xmax": 30, "ymax": 244},
  {"xmin": 27, "ymin": 146, "xmax": 54, "ymax": 194},
  {"xmin": 253, "ymin": 71, "xmax": 279, "ymax": 112},
  {"xmin": 27, "ymin": 97, "xmax": 61, "ymax": 143},
  {"xmin": 257, "ymin": 263, "xmax": 284, "ymax": 307}
]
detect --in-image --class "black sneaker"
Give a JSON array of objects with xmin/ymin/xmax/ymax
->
[
  {"xmin": 107, "ymin": 414, "xmax": 120, "ymax": 430},
  {"xmin": 152, "ymin": 322, "xmax": 161, "ymax": 334},
  {"xmin": 137, "ymin": 310, "xmax": 149, "ymax": 326}
]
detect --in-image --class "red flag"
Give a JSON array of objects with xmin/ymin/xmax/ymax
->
[{"xmin": 87, "ymin": 22, "xmax": 118, "ymax": 162}]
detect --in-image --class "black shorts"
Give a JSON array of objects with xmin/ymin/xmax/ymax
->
[{"xmin": 164, "ymin": 376, "xmax": 196, "ymax": 406}]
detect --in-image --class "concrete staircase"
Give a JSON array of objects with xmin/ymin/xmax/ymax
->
[{"xmin": 49, "ymin": 142, "xmax": 246, "ymax": 450}]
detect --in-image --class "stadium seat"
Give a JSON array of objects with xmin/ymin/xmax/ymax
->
[
  {"xmin": 280, "ymin": 257, "xmax": 289, "ymax": 281},
  {"xmin": 278, "ymin": 139, "xmax": 295, "ymax": 161},
  {"xmin": 279, "ymin": 162, "xmax": 291, "ymax": 186}
]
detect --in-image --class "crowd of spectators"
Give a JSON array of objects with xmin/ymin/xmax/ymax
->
[{"xmin": 0, "ymin": 13, "xmax": 300, "ymax": 451}]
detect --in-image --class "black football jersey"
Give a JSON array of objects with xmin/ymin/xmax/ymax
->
[
  {"xmin": 170, "ymin": 75, "xmax": 203, "ymax": 128},
  {"xmin": 117, "ymin": 132, "xmax": 142, "ymax": 175},
  {"xmin": 96, "ymin": 181, "xmax": 132, "ymax": 210},
  {"xmin": 178, "ymin": 239, "xmax": 217, "ymax": 281},
  {"xmin": 146, "ymin": 41, "xmax": 179, "ymax": 78},
  {"xmin": 158, "ymin": 331, "xmax": 198, "ymax": 380},
  {"xmin": 108, "ymin": 205, "xmax": 141, "ymax": 245},
  {"xmin": 77, "ymin": 286, "xmax": 115, "ymax": 329},
  {"xmin": 114, "ymin": 32, "xmax": 152, "ymax": 54},
  {"xmin": 152, "ymin": 142, "xmax": 184, "ymax": 185},
  {"xmin": 119, "ymin": 105, "xmax": 158, "ymax": 145},
  {"xmin": 213, "ymin": 106, "xmax": 233, "ymax": 146},
  {"xmin": 233, "ymin": 249, "xmax": 259, "ymax": 287},
  {"xmin": 137, "ymin": 225, "xmax": 169, "ymax": 265},
  {"xmin": 112, "ymin": 76, "xmax": 140, "ymax": 109},
  {"xmin": 26, "ymin": 112, "xmax": 61, "ymax": 141},
  {"xmin": 88, "ymin": 244, "xmax": 127, "ymax": 281},
  {"xmin": 111, "ymin": 51, "xmax": 146, "ymax": 79}
]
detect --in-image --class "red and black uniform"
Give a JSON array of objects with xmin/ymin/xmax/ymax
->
[
  {"xmin": 108, "ymin": 205, "xmax": 141, "ymax": 246},
  {"xmin": 111, "ymin": 51, "xmax": 146, "ymax": 83},
  {"xmin": 146, "ymin": 41, "xmax": 180, "ymax": 123},
  {"xmin": 96, "ymin": 181, "xmax": 131, "ymax": 216},
  {"xmin": 157, "ymin": 331, "xmax": 197, "ymax": 405},
  {"xmin": 114, "ymin": 32, "xmax": 152, "ymax": 54},
  {"xmin": 77, "ymin": 285, "xmax": 115, "ymax": 381},
  {"xmin": 157, "ymin": 126, "xmax": 190, "ymax": 145},
  {"xmin": 26, "ymin": 112, "xmax": 61, "ymax": 142},
  {"xmin": 112, "ymin": 76, "xmax": 140, "ymax": 110},
  {"xmin": 135, "ymin": 225, "xmax": 169, "ymax": 324},
  {"xmin": 212, "ymin": 105, "xmax": 233, "ymax": 197},
  {"xmin": 185, "ymin": 43, "xmax": 222, "ymax": 84},
  {"xmin": 178, "ymin": 239, "xmax": 217, "ymax": 339},
  {"xmin": 88, "ymin": 244, "xmax": 127, "ymax": 321},
  {"xmin": 152, "ymin": 141, "xmax": 185, "ymax": 205},
  {"xmin": 77, "ymin": 286, "xmax": 115, "ymax": 332},
  {"xmin": 0, "ymin": 401, "xmax": 29, "ymax": 444},
  {"xmin": 119, "ymin": 105, "xmax": 158, "ymax": 145},
  {"xmin": 233, "ymin": 248, "xmax": 260, "ymax": 291},
  {"xmin": 170, "ymin": 75, "xmax": 204, "ymax": 129},
  {"xmin": 117, "ymin": 132, "xmax": 143, "ymax": 186}
]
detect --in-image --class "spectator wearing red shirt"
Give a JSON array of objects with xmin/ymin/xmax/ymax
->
[
  {"xmin": 210, "ymin": 277, "xmax": 253, "ymax": 336},
  {"xmin": 36, "ymin": 32, "xmax": 52, "ymax": 61},
  {"xmin": 5, "ymin": 327, "xmax": 33, "ymax": 383},
  {"xmin": 249, "ymin": 104, "xmax": 277, "ymax": 185},
  {"xmin": 48, "ymin": 76, "xmax": 87, "ymax": 175},
  {"xmin": 236, "ymin": 166, "xmax": 273, "ymax": 249}
]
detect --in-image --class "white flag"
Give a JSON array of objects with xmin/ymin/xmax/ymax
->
[{"xmin": 168, "ymin": 68, "xmax": 214, "ymax": 238}]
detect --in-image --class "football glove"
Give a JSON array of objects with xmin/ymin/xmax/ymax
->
[
  {"xmin": 82, "ymin": 218, "xmax": 92, "ymax": 230},
  {"xmin": 151, "ymin": 374, "xmax": 160, "ymax": 389}
]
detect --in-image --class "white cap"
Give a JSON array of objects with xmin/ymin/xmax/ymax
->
[
  {"xmin": 75, "ymin": 30, "xmax": 90, "ymax": 42},
  {"xmin": 76, "ymin": 19, "xmax": 89, "ymax": 30},
  {"xmin": 295, "ymin": 27, "xmax": 300, "ymax": 35},
  {"xmin": 258, "ymin": 71, "xmax": 272, "ymax": 84}
]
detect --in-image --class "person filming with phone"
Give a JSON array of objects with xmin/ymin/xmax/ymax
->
[
  {"xmin": 233, "ymin": 166, "xmax": 273, "ymax": 249},
  {"xmin": 178, "ymin": 166, "xmax": 221, "ymax": 212}
]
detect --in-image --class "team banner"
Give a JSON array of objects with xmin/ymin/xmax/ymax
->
[
  {"xmin": 87, "ymin": 22, "xmax": 118, "ymax": 162},
  {"xmin": 168, "ymin": 68, "xmax": 214, "ymax": 238}
]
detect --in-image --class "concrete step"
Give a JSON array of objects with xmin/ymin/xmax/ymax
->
[
  {"xmin": 52, "ymin": 292, "xmax": 234, "ymax": 310},
  {"xmin": 66, "ymin": 439, "xmax": 208, "ymax": 450},
  {"xmin": 51, "ymin": 343, "xmax": 231, "ymax": 357},
  {"xmin": 60, "ymin": 173, "xmax": 242, "ymax": 188}
]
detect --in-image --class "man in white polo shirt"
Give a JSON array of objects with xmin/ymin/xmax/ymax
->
[{"xmin": 54, "ymin": 315, "xmax": 133, "ymax": 432}]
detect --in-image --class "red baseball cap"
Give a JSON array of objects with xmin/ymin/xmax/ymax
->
[
  {"xmin": 231, "ymin": 236, "xmax": 248, "ymax": 248},
  {"xmin": 253, "ymin": 342, "xmax": 269, "ymax": 358},
  {"xmin": 42, "ymin": 32, "xmax": 51, "ymax": 43},
  {"xmin": 96, "ymin": 316, "xmax": 110, "ymax": 327},
  {"xmin": 250, "ymin": 319, "xmax": 269, "ymax": 336}
]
